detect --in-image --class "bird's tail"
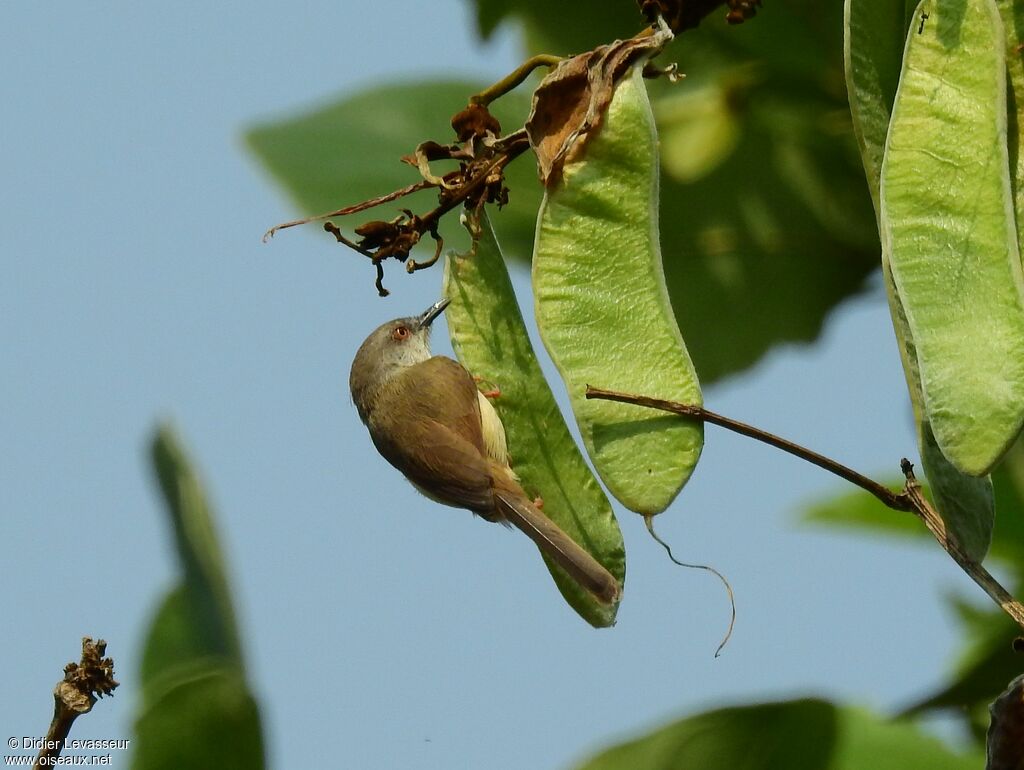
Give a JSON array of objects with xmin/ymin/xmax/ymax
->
[{"xmin": 494, "ymin": 491, "xmax": 621, "ymax": 605}]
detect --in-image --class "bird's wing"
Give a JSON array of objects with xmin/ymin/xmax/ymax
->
[
  {"xmin": 370, "ymin": 414, "xmax": 495, "ymax": 513},
  {"xmin": 368, "ymin": 358, "xmax": 496, "ymax": 513},
  {"xmin": 405, "ymin": 357, "xmax": 488, "ymax": 454},
  {"xmin": 414, "ymin": 356, "xmax": 511, "ymax": 470}
]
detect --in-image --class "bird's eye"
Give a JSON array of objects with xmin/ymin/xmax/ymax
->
[{"xmin": 391, "ymin": 325, "xmax": 410, "ymax": 341}]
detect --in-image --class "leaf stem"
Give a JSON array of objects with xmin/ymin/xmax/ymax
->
[
  {"xmin": 469, "ymin": 55, "xmax": 564, "ymax": 106},
  {"xmin": 644, "ymin": 515, "xmax": 736, "ymax": 657},
  {"xmin": 262, "ymin": 180, "xmax": 435, "ymax": 241},
  {"xmin": 585, "ymin": 386, "xmax": 908, "ymax": 510},
  {"xmin": 585, "ymin": 385, "xmax": 1024, "ymax": 631}
]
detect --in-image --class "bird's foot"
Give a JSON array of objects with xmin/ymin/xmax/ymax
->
[{"xmin": 473, "ymin": 375, "xmax": 502, "ymax": 399}]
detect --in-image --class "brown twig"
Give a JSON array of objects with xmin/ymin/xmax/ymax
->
[
  {"xmin": 585, "ymin": 385, "xmax": 1024, "ymax": 631},
  {"xmin": 34, "ymin": 638, "xmax": 118, "ymax": 770},
  {"xmin": 900, "ymin": 460, "xmax": 1024, "ymax": 628},
  {"xmin": 262, "ymin": 180, "xmax": 435, "ymax": 242},
  {"xmin": 585, "ymin": 386, "xmax": 908, "ymax": 510}
]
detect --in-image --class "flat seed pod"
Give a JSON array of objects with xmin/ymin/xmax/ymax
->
[
  {"xmin": 845, "ymin": 0, "xmax": 995, "ymax": 559},
  {"xmin": 443, "ymin": 214, "xmax": 626, "ymax": 628},
  {"xmin": 880, "ymin": 0, "xmax": 1024, "ymax": 477},
  {"xmin": 995, "ymin": 0, "xmax": 1024, "ymax": 255},
  {"xmin": 533, "ymin": 64, "xmax": 703, "ymax": 515}
]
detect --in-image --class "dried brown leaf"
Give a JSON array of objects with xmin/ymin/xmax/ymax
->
[{"xmin": 525, "ymin": 26, "xmax": 672, "ymax": 187}]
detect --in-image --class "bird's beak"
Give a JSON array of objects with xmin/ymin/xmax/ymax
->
[{"xmin": 417, "ymin": 298, "xmax": 451, "ymax": 329}]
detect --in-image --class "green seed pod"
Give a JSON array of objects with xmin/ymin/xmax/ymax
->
[
  {"xmin": 443, "ymin": 215, "xmax": 626, "ymax": 628},
  {"xmin": 845, "ymin": 0, "xmax": 996, "ymax": 558},
  {"xmin": 533, "ymin": 64, "xmax": 703, "ymax": 515},
  {"xmin": 881, "ymin": 0, "xmax": 1024, "ymax": 477}
]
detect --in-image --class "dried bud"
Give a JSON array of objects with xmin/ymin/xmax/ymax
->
[
  {"xmin": 59, "ymin": 637, "xmax": 118, "ymax": 708},
  {"xmin": 354, "ymin": 219, "xmax": 401, "ymax": 249},
  {"xmin": 451, "ymin": 103, "xmax": 501, "ymax": 143},
  {"xmin": 726, "ymin": 0, "xmax": 761, "ymax": 24},
  {"xmin": 400, "ymin": 140, "xmax": 457, "ymax": 167}
]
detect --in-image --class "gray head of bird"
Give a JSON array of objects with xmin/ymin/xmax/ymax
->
[{"xmin": 349, "ymin": 298, "xmax": 450, "ymax": 419}]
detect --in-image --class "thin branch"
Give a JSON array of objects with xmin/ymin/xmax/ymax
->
[
  {"xmin": 419, "ymin": 131, "xmax": 531, "ymax": 232},
  {"xmin": 34, "ymin": 638, "xmax": 118, "ymax": 770},
  {"xmin": 585, "ymin": 385, "xmax": 1024, "ymax": 632},
  {"xmin": 585, "ymin": 386, "xmax": 908, "ymax": 510},
  {"xmin": 901, "ymin": 460, "xmax": 1024, "ymax": 628},
  {"xmin": 262, "ymin": 180, "xmax": 435, "ymax": 242},
  {"xmin": 406, "ymin": 230, "xmax": 444, "ymax": 273}
]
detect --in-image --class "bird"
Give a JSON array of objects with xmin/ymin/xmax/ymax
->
[{"xmin": 349, "ymin": 298, "xmax": 621, "ymax": 605}]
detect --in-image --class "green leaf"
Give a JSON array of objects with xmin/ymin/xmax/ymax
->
[
  {"xmin": 148, "ymin": 425, "xmax": 243, "ymax": 668},
  {"xmin": 249, "ymin": 0, "xmax": 881, "ymax": 385},
  {"xmin": 800, "ymin": 472, "xmax": 998, "ymax": 558},
  {"xmin": 655, "ymin": 76, "xmax": 878, "ymax": 384},
  {"xmin": 573, "ymin": 699, "xmax": 838, "ymax": 770},
  {"xmin": 133, "ymin": 664, "xmax": 264, "ymax": 770},
  {"xmin": 881, "ymin": 0, "xmax": 1024, "ymax": 476},
  {"xmin": 139, "ymin": 586, "xmax": 220, "ymax": 686},
  {"xmin": 571, "ymin": 699, "xmax": 982, "ymax": 770},
  {"xmin": 991, "ymin": 437, "xmax": 1024, "ymax": 568},
  {"xmin": 442, "ymin": 215, "xmax": 625, "ymax": 627},
  {"xmin": 654, "ymin": 76, "xmax": 741, "ymax": 184},
  {"xmin": 245, "ymin": 81, "xmax": 541, "ymax": 264},
  {"xmin": 802, "ymin": 439, "xmax": 1024, "ymax": 737},
  {"xmin": 470, "ymin": 1, "xmax": 639, "ymax": 53},
  {"xmin": 892, "ymin": 441, "xmax": 1024, "ymax": 730},
  {"xmin": 801, "ymin": 479, "xmax": 924, "ymax": 540},
  {"xmin": 133, "ymin": 425, "xmax": 264, "ymax": 769},
  {"xmin": 901, "ymin": 609, "xmax": 1020, "ymax": 723},
  {"xmin": 830, "ymin": 707, "xmax": 983, "ymax": 769},
  {"xmin": 801, "ymin": 436, "xmax": 1024, "ymax": 568},
  {"xmin": 533, "ymin": 65, "xmax": 703, "ymax": 515}
]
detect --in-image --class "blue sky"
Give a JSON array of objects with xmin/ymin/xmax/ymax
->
[{"xmin": 1, "ymin": 2, "xmax": 973, "ymax": 768}]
